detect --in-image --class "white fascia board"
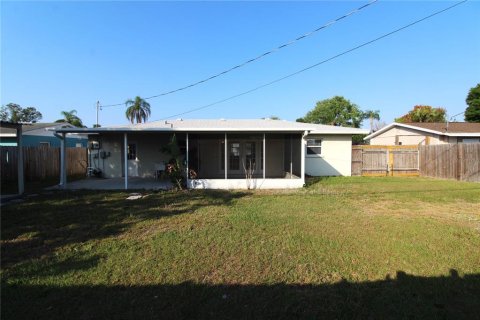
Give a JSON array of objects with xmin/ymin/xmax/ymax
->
[
  {"xmin": 0, "ymin": 133, "xmax": 17, "ymax": 137},
  {"xmin": 364, "ymin": 122, "xmax": 444, "ymax": 140},
  {"xmin": 444, "ymin": 132, "xmax": 480, "ymax": 137}
]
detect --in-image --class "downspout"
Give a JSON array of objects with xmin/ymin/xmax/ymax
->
[
  {"xmin": 301, "ymin": 130, "xmax": 309, "ymax": 186},
  {"xmin": 186, "ymin": 133, "xmax": 189, "ymax": 188}
]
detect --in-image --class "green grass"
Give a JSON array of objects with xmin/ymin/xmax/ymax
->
[{"xmin": 2, "ymin": 177, "xmax": 480, "ymax": 319}]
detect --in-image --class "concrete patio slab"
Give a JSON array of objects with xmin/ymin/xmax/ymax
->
[{"xmin": 49, "ymin": 177, "xmax": 173, "ymax": 190}]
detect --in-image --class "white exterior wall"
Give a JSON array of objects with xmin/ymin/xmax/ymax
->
[
  {"xmin": 305, "ymin": 135, "xmax": 352, "ymax": 176},
  {"xmin": 90, "ymin": 134, "xmax": 123, "ymax": 178},
  {"xmin": 188, "ymin": 178, "xmax": 304, "ymax": 189},
  {"xmin": 90, "ymin": 133, "xmax": 172, "ymax": 178}
]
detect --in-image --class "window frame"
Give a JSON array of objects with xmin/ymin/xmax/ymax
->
[{"xmin": 306, "ymin": 138, "xmax": 322, "ymax": 157}]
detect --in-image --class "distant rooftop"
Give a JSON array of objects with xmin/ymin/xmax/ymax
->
[
  {"xmin": 365, "ymin": 122, "xmax": 480, "ymax": 140},
  {"xmin": 403, "ymin": 122, "xmax": 480, "ymax": 134},
  {"xmin": 0, "ymin": 122, "xmax": 74, "ymax": 136}
]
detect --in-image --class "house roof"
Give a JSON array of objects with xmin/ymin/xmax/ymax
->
[
  {"xmin": 0, "ymin": 122, "xmax": 75, "ymax": 136},
  {"xmin": 55, "ymin": 119, "xmax": 369, "ymax": 135},
  {"xmin": 364, "ymin": 122, "xmax": 480, "ymax": 140}
]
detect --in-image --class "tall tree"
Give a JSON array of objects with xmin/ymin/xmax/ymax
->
[
  {"xmin": 297, "ymin": 96, "xmax": 363, "ymax": 128},
  {"xmin": 56, "ymin": 109, "xmax": 84, "ymax": 127},
  {"xmin": 125, "ymin": 96, "xmax": 151, "ymax": 124},
  {"xmin": 0, "ymin": 103, "xmax": 43, "ymax": 123},
  {"xmin": 465, "ymin": 83, "xmax": 480, "ymax": 122},
  {"xmin": 395, "ymin": 105, "xmax": 446, "ymax": 123},
  {"xmin": 362, "ymin": 109, "xmax": 380, "ymax": 133}
]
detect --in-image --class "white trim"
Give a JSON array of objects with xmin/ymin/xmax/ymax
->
[
  {"xmin": 224, "ymin": 133, "xmax": 227, "ymax": 180},
  {"xmin": 186, "ymin": 133, "xmax": 189, "ymax": 186},
  {"xmin": 263, "ymin": 133, "xmax": 266, "ymax": 180},
  {"xmin": 57, "ymin": 127, "xmax": 368, "ymax": 134},
  {"xmin": 301, "ymin": 131, "xmax": 307, "ymax": 186},
  {"xmin": 188, "ymin": 178, "xmax": 304, "ymax": 189},
  {"xmin": 124, "ymin": 133, "xmax": 128, "ymax": 190}
]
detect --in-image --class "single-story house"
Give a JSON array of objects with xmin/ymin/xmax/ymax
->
[
  {"xmin": 0, "ymin": 122, "xmax": 88, "ymax": 147},
  {"xmin": 364, "ymin": 122, "xmax": 480, "ymax": 146},
  {"xmin": 55, "ymin": 119, "xmax": 368, "ymax": 189}
]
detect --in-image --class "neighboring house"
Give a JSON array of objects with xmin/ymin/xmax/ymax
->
[
  {"xmin": 364, "ymin": 122, "xmax": 480, "ymax": 146},
  {"xmin": 56, "ymin": 119, "xmax": 368, "ymax": 189},
  {"xmin": 0, "ymin": 122, "xmax": 88, "ymax": 147}
]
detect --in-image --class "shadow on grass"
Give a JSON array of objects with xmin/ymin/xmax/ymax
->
[
  {"xmin": 2, "ymin": 269, "xmax": 479, "ymax": 320},
  {"xmin": 1, "ymin": 189, "xmax": 249, "ymax": 266}
]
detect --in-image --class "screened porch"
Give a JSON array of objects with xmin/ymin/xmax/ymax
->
[{"xmin": 186, "ymin": 133, "xmax": 303, "ymax": 181}]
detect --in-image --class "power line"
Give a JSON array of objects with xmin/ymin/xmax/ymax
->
[
  {"xmin": 162, "ymin": 0, "xmax": 467, "ymax": 120},
  {"xmin": 100, "ymin": 0, "xmax": 378, "ymax": 108}
]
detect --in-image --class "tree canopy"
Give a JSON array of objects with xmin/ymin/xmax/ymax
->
[
  {"xmin": 125, "ymin": 96, "xmax": 151, "ymax": 124},
  {"xmin": 55, "ymin": 109, "xmax": 85, "ymax": 127},
  {"xmin": 465, "ymin": 83, "xmax": 480, "ymax": 122},
  {"xmin": 395, "ymin": 105, "xmax": 446, "ymax": 123},
  {"xmin": 296, "ymin": 96, "xmax": 363, "ymax": 128},
  {"xmin": 0, "ymin": 103, "xmax": 43, "ymax": 123}
]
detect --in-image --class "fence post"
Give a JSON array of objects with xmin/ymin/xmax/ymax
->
[{"xmin": 387, "ymin": 147, "xmax": 394, "ymax": 176}]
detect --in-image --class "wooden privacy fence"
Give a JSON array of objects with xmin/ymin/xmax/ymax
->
[
  {"xmin": 1, "ymin": 146, "xmax": 87, "ymax": 182},
  {"xmin": 352, "ymin": 145, "xmax": 419, "ymax": 177},
  {"xmin": 419, "ymin": 143, "xmax": 480, "ymax": 182}
]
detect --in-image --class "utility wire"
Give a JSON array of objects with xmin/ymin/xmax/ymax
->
[
  {"xmin": 162, "ymin": 0, "xmax": 467, "ymax": 120},
  {"xmin": 100, "ymin": 0, "xmax": 378, "ymax": 108}
]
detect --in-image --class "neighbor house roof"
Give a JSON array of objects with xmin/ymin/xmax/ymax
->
[
  {"xmin": 365, "ymin": 122, "xmax": 480, "ymax": 140},
  {"xmin": 55, "ymin": 119, "xmax": 369, "ymax": 135},
  {"xmin": 0, "ymin": 122, "xmax": 75, "ymax": 137}
]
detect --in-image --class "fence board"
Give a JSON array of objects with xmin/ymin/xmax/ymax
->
[
  {"xmin": 352, "ymin": 145, "xmax": 419, "ymax": 177},
  {"xmin": 351, "ymin": 147, "xmax": 362, "ymax": 176},
  {"xmin": 419, "ymin": 144, "xmax": 479, "ymax": 182},
  {"xmin": 1, "ymin": 146, "xmax": 87, "ymax": 182}
]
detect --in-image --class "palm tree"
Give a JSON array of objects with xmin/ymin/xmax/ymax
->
[
  {"xmin": 125, "ymin": 96, "xmax": 151, "ymax": 124},
  {"xmin": 56, "ymin": 109, "xmax": 84, "ymax": 127},
  {"xmin": 362, "ymin": 110, "xmax": 380, "ymax": 133}
]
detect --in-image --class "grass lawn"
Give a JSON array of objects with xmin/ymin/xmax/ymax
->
[{"xmin": 1, "ymin": 177, "xmax": 480, "ymax": 319}]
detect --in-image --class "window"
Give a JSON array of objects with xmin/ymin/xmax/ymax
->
[
  {"xmin": 244, "ymin": 142, "xmax": 256, "ymax": 170},
  {"xmin": 127, "ymin": 143, "xmax": 137, "ymax": 160},
  {"xmin": 229, "ymin": 142, "xmax": 240, "ymax": 170},
  {"xmin": 306, "ymin": 139, "xmax": 322, "ymax": 156}
]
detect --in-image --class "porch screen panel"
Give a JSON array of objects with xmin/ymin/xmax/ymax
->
[
  {"xmin": 291, "ymin": 134, "xmax": 302, "ymax": 178},
  {"xmin": 189, "ymin": 134, "xmax": 224, "ymax": 179},
  {"xmin": 265, "ymin": 134, "xmax": 285, "ymax": 178},
  {"xmin": 226, "ymin": 134, "xmax": 263, "ymax": 179}
]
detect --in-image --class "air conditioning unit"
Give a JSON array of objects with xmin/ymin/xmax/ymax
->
[{"xmin": 88, "ymin": 141, "xmax": 100, "ymax": 149}]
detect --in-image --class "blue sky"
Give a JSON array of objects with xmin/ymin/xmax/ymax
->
[{"xmin": 1, "ymin": 1, "xmax": 479, "ymax": 128}]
